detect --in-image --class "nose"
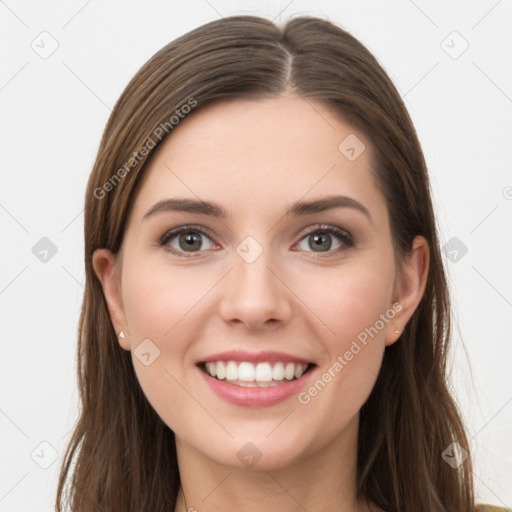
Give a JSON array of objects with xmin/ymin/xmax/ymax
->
[{"xmin": 218, "ymin": 247, "xmax": 292, "ymax": 331}]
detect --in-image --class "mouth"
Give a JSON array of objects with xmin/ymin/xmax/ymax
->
[{"xmin": 197, "ymin": 360, "xmax": 316, "ymax": 388}]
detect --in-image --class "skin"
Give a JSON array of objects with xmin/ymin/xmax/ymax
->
[{"xmin": 93, "ymin": 93, "xmax": 429, "ymax": 512}]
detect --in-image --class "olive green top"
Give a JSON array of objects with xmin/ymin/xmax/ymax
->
[{"xmin": 476, "ymin": 505, "xmax": 511, "ymax": 512}]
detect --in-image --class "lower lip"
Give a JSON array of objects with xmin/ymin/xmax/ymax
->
[{"xmin": 198, "ymin": 366, "xmax": 315, "ymax": 407}]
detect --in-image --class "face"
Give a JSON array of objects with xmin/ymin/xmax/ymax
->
[{"xmin": 94, "ymin": 95, "xmax": 427, "ymax": 471}]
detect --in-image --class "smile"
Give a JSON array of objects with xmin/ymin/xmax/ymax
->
[
  {"xmin": 200, "ymin": 360, "xmax": 313, "ymax": 387},
  {"xmin": 196, "ymin": 350, "xmax": 317, "ymax": 407}
]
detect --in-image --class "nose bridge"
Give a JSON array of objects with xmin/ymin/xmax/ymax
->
[{"xmin": 219, "ymin": 234, "xmax": 291, "ymax": 328}]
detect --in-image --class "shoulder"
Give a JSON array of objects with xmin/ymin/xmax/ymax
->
[{"xmin": 475, "ymin": 505, "xmax": 512, "ymax": 512}]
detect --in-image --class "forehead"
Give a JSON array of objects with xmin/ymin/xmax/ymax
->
[{"xmin": 129, "ymin": 96, "xmax": 388, "ymax": 225}]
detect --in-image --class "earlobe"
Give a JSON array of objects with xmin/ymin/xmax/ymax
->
[
  {"xmin": 92, "ymin": 248, "xmax": 130, "ymax": 351},
  {"xmin": 386, "ymin": 235, "xmax": 430, "ymax": 346}
]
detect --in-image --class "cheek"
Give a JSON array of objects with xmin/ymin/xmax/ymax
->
[
  {"xmin": 120, "ymin": 258, "xmax": 219, "ymax": 409},
  {"xmin": 120, "ymin": 259, "xmax": 204, "ymax": 428},
  {"xmin": 122, "ymin": 258, "xmax": 210, "ymax": 342},
  {"xmin": 293, "ymin": 254, "xmax": 395, "ymax": 347},
  {"xmin": 292, "ymin": 260, "xmax": 394, "ymax": 425}
]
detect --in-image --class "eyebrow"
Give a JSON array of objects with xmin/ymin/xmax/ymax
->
[{"xmin": 142, "ymin": 195, "xmax": 372, "ymax": 223}]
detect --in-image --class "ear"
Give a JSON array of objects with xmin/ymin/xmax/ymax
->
[
  {"xmin": 385, "ymin": 235, "xmax": 430, "ymax": 346},
  {"xmin": 92, "ymin": 248, "xmax": 130, "ymax": 351}
]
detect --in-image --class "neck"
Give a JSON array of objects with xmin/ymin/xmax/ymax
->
[{"xmin": 173, "ymin": 413, "xmax": 376, "ymax": 512}]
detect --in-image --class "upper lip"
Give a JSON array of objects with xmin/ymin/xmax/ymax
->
[{"xmin": 198, "ymin": 350, "xmax": 314, "ymax": 365}]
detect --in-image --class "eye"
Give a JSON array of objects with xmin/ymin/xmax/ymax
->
[
  {"xmin": 294, "ymin": 224, "xmax": 354, "ymax": 255},
  {"xmin": 159, "ymin": 225, "xmax": 217, "ymax": 257},
  {"xmin": 158, "ymin": 223, "xmax": 354, "ymax": 258}
]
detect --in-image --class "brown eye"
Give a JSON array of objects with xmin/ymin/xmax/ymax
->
[
  {"xmin": 295, "ymin": 225, "xmax": 353, "ymax": 255},
  {"xmin": 308, "ymin": 232, "xmax": 332, "ymax": 252},
  {"xmin": 159, "ymin": 226, "xmax": 217, "ymax": 256},
  {"xmin": 178, "ymin": 231, "xmax": 203, "ymax": 252}
]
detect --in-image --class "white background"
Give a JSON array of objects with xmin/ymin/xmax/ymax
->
[{"xmin": 1, "ymin": 0, "xmax": 511, "ymax": 510}]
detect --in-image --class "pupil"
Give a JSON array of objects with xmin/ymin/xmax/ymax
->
[
  {"xmin": 180, "ymin": 232, "xmax": 201, "ymax": 251},
  {"xmin": 311, "ymin": 233, "xmax": 331, "ymax": 251},
  {"xmin": 177, "ymin": 232, "xmax": 333, "ymax": 253}
]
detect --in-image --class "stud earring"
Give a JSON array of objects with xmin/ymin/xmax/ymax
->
[
  {"xmin": 395, "ymin": 328, "xmax": 400, "ymax": 334},
  {"xmin": 118, "ymin": 331, "xmax": 125, "ymax": 339}
]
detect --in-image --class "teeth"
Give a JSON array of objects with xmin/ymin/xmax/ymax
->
[
  {"xmin": 238, "ymin": 362, "xmax": 255, "ymax": 381},
  {"xmin": 203, "ymin": 360, "xmax": 309, "ymax": 384},
  {"xmin": 285, "ymin": 362, "xmax": 295, "ymax": 380},
  {"xmin": 216, "ymin": 361, "xmax": 226, "ymax": 380},
  {"xmin": 226, "ymin": 361, "xmax": 238, "ymax": 381},
  {"xmin": 205, "ymin": 362, "xmax": 217, "ymax": 377},
  {"xmin": 272, "ymin": 362, "xmax": 285, "ymax": 381},
  {"xmin": 255, "ymin": 362, "xmax": 272, "ymax": 382}
]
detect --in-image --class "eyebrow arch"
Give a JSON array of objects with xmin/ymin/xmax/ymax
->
[{"xmin": 142, "ymin": 195, "xmax": 372, "ymax": 223}]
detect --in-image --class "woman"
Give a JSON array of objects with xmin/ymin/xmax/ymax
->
[{"xmin": 55, "ymin": 14, "xmax": 507, "ymax": 512}]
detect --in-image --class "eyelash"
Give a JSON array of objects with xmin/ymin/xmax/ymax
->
[
  {"xmin": 158, "ymin": 224, "xmax": 354, "ymax": 258},
  {"xmin": 158, "ymin": 224, "xmax": 354, "ymax": 259}
]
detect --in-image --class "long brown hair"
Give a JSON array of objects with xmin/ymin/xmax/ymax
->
[{"xmin": 56, "ymin": 15, "xmax": 475, "ymax": 512}]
